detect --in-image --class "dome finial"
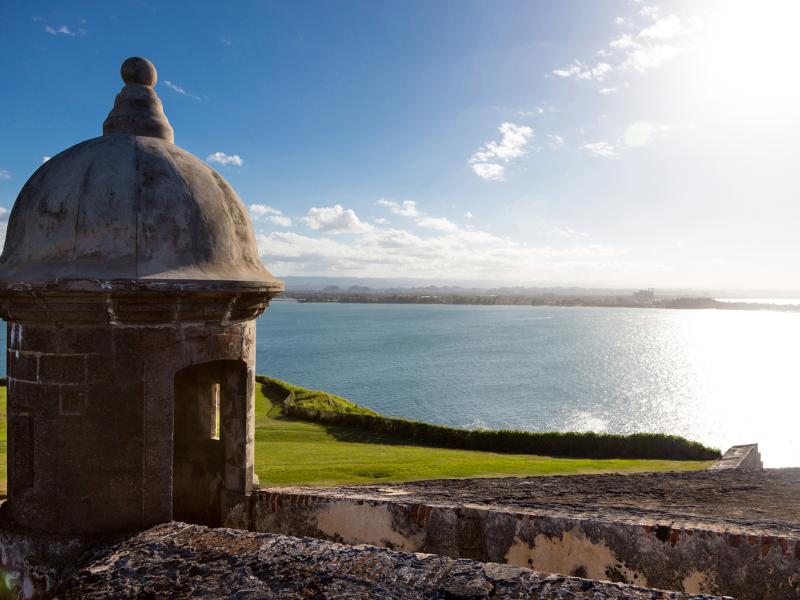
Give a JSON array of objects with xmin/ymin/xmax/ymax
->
[
  {"xmin": 103, "ymin": 56, "xmax": 174, "ymax": 142},
  {"xmin": 121, "ymin": 57, "xmax": 157, "ymax": 87}
]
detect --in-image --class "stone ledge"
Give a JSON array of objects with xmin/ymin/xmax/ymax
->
[
  {"xmin": 250, "ymin": 470, "xmax": 800, "ymax": 599},
  {"xmin": 57, "ymin": 522, "xmax": 724, "ymax": 599}
]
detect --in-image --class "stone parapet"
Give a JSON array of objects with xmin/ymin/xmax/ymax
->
[
  {"xmin": 60, "ymin": 522, "xmax": 725, "ymax": 599},
  {"xmin": 249, "ymin": 470, "xmax": 800, "ymax": 599}
]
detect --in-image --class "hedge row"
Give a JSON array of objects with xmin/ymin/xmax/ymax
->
[{"xmin": 256, "ymin": 376, "xmax": 720, "ymax": 461}]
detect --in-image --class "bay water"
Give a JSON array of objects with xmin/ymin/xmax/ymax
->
[{"xmin": 2, "ymin": 302, "xmax": 796, "ymax": 467}]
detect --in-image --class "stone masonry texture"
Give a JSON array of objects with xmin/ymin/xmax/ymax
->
[
  {"xmin": 251, "ymin": 470, "xmax": 800, "ymax": 599},
  {"xmin": 54, "ymin": 522, "xmax": 726, "ymax": 599}
]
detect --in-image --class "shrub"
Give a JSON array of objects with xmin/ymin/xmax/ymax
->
[{"xmin": 256, "ymin": 376, "xmax": 720, "ymax": 461}]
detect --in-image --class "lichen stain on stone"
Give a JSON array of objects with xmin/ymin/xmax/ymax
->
[
  {"xmin": 315, "ymin": 502, "xmax": 424, "ymax": 552},
  {"xmin": 504, "ymin": 527, "xmax": 645, "ymax": 587}
]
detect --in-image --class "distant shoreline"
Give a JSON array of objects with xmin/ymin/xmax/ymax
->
[{"xmin": 277, "ymin": 292, "xmax": 800, "ymax": 313}]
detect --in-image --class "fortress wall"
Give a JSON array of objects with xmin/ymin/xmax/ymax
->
[
  {"xmin": 247, "ymin": 485, "xmax": 800, "ymax": 599},
  {"xmin": 0, "ymin": 521, "xmax": 725, "ymax": 599}
]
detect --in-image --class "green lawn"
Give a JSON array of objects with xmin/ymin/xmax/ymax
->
[
  {"xmin": 0, "ymin": 384, "xmax": 710, "ymax": 495},
  {"xmin": 252, "ymin": 383, "xmax": 710, "ymax": 486}
]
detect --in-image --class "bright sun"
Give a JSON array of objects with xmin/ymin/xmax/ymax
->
[{"xmin": 694, "ymin": 1, "xmax": 800, "ymax": 115}]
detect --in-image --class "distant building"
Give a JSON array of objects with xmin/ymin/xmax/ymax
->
[{"xmin": 632, "ymin": 288, "xmax": 655, "ymax": 302}]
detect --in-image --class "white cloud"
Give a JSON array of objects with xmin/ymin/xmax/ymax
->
[
  {"xmin": 554, "ymin": 9, "xmax": 704, "ymax": 83},
  {"xmin": 249, "ymin": 204, "xmax": 292, "ymax": 227},
  {"xmin": 517, "ymin": 103, "xmax": 555, "ymax": 116},
  {"xmin": 162, "ymin": 80, "xmax": 201, "ymax": 100},
  {"xmin": 582, "ymin": 142, "xmax": 618, "ymax": 157},
  {"xmin": 541, "ymin": 225, "xmax": 590, "ymax": 238},
  {"xmin": 464, "ymin": 211, "xmax": 475, "ymax": 219},
  {"xmin": 470, "ymin": 162, "xmax": 505, "ymax": 181},
  {"xmin": 639, "ymin": 5, "xmax": 661, "ymax": 20},
  {"xmin": 249, "ymin": 204, "xmax": 282, "ymax": 217},
  {"xmin": 599, "ymin": 87, "xmax": 618, "ymax": 95},
  {"xmin": 45, "ymin": 25, "xmax": 75, "ymax": 36},
  {"xmin": 0, "ymin": 170, "xmax": 10, "ymax": 180},
  {"xmin": 303, "ymin": 204, "xmax": 373, "ymax": 234},
  {"xmin": 416, "ymin": 216, "xmax": 458, "ymax": 232},
  {"xmin": 551, "ymin": 61, "xmax": 613, "ymax": 82},
  {"xmin": 254, "ymin": 220, "xmax": 633, "ymax": 281},
  {"xmin": 42, "ymin": 156, "xmax": 51, "ymax": 163},
  {"xmin": 269, "ymin": 215, "xmax": 292, "ymax": 227},
  {"xmin": 206, "ymin": 152, "xmax": 243, "ymax": 167},
  {"xmin": 373, "ymin": 217, "xmax": 390, "ymax": 225},
  {"xmin": 546, "ymin": 134, "xmax": 566, "ymax": 148},
  {"xmin": 610, "ymin": 34, "xmax": 639, "ymax": 50},
  {"xmin": 639, "ymin": 14, "xmax": 683, "ymax": 39},
  {"xmin": 623, "ymin": 121, "xmax": 672, "ymax": 147},
  {"xmin": 621, "ymin": 44, "xmax": 685, "ymax": 73},
  {"xmin": 378, "ymin": 198, "xmax": 461, "ymax": 232},
  {"xmin": 377, "ymin": 198, "xmax": 419, "ymax": 217},
  {"xmin": 469, "ymin": 122, "xmax": 534, "ymax": 181}
]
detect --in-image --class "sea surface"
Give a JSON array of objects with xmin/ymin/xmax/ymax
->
[{"xmin": 2, "ymin": 302, "xmax": 797, "ymax": 467}]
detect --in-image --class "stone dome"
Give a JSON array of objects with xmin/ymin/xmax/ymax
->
[{"xmin": 0, "ymin": 57, "xmax": 282, "ymax": 294}]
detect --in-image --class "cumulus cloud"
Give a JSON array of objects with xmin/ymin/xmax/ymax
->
[
  {"xmin": 416, "ymin": 216, "xmax": 458, "ymax": 232},
  {"xmin": 612, "ymin": 15, "xmax": 702, "ymax": 73},
  {"xmin": 621, "ymin": 44, "xmax": 685, "ymax": 73},
  {"xmin": 551, "ymin": 7, "xmax": 703, "ymax": 85},
  {"xmin": 254, "ymin": 219, "xmax": 633, "ymax": 281},
  {"xmin": 582, "ymin": 142, "xmax": 618, "ymax": 157},
  {"xmin": 0, "ymin": 170, "xmax": 10, "ymax": 180},
  {"xmin": 377, "ymin": 198, "xmax": 419, "ymax": 217},
  {"xmin": 303, "ymin": 204, "xmax": 373, "ymax": 234},
  {"xmin": 470, "ymin": 162, "xmax": 506, "ymax": 182},
  {"xmin": 378, "ymin": 198, "xmax": 461, "ymax": 232},
  {"xmin": 464, "ymin": 211, "xmax": 475, "ymax": 219},
  {"xmin": 599, "ymin": 87, "xmax": 618, "ymax": 95},
  {"xmin": 639, "ymin": 14, "xmax": 683, "ymax": 39},
  {"xmin": 469, "ymin": 122, "xmax": 534, "ymax": 181},
  {"xmin": 248, "ymin": 197, "xmax": 650, "ymax": 281},
  {"xmin": 249, "ymin": 204, "xmax": 292, "ymax": 227},
  {"xmin": 206, "ymin": 152, "xmax": 243, "ymax": 167},
  {"xmin": 551, "ymin": 61, "xmax": 613, "ymax": 82}
]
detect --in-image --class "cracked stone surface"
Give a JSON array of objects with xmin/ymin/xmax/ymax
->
[
  {"xmin": 58, "ymin": 523, "xmax": 725, "ymax": 599},
  {"xmin": 268, "ymin": 469, "xmax": 800, "ymax": 537}
]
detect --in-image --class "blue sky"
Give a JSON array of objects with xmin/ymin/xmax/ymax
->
[{"xmin": 1, "ymin": 1, "xmax": 799, "ymax": 290}]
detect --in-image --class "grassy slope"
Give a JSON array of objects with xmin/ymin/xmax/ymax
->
[
  {"xmin": 252, "ymin": 382, "xmax": 710, "ymax": 486},
  {"xmin": 0, "ymin": 384, "xmax": 710, "ymax": 495}
]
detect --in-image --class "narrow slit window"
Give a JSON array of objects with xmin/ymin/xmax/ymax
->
[{"xmin": 211, "ymin": 383, "xmax": 221, "ymax": 440}]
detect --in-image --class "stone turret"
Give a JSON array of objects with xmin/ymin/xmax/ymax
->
[{"xmin": 0, "ymin": 57, "xmax": 283, "ymax": 533}]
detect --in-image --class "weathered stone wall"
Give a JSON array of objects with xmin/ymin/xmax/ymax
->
[
  {"xmin": 56, "ymin": 522, "xmax": 725, "ymax": 599},
  {"xmin": 247, "ymin": 471, "xmax": 800, "ymax": 599},
  {"xmin": 6, "ymin": 318, "xmax": 257, "ymax": 533}
]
